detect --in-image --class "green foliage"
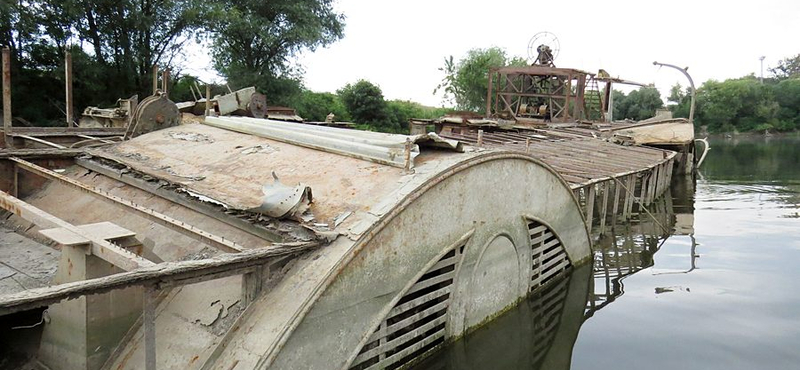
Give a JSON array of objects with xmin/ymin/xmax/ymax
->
[
  {"xmin": 612, "ymin": 87, "xmax": 664, "ymax": 121},
  {"xmin": 770, "ymin": 54, "xmax": 800, "ymax": 80},
  {"xmin": 667, "ymin": 84, "xmax": 692, "ymax": 118},
  {"xmin": 210, "ymin": 0, "xmax": 345, "ymax": 103},
  {"xmin": 337, "ymin": 80, "xmax": 398, "ymax": 132},
  {"xmin": 1, "ymin": 0, "xmax": 343, "ymax": 125},
  {"xmin": 293, "ymin": 90, "xmax": 350, "ymax": 122},
  {"xmin": 435, "ymin": 47, "xmax": 526, "ymax": 112},
  {"xmin": 694, "ymin": 77, "xmax": 781, "ymax": 132}
]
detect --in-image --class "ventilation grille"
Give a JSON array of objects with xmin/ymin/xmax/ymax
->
[
  {"xmin": 528, "ymin": 220, "xmax": 571, "ymax": 292},
  {"xmin": 349, "ymin": 246, "xmax": 464, "ymax": 370}
]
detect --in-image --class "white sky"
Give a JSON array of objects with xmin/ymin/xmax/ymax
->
[{"xmin": 188, "ymin": 0, "xmax": 800, "ymax": 107}]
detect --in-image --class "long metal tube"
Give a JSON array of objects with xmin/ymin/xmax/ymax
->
[{"xmin": 653, "ymin": 61, "xmax": 696, "ymax": 122}]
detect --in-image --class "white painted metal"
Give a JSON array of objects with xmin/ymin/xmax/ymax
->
[{"xmin": 203, "ymin": 116, "xmax": 461, "ymax": 168}]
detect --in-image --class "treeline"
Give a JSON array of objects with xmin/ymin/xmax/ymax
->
[
  {"xmin": 0, "ymin": 0, "xmax": 345, "ymax": 126},
  {"xmin": 668, "ymin": 55, "xmax": 800, "ymax": 133},
  {"xmin": 294, "ymin": 80, "xmax": 450, "ymax": 133}
]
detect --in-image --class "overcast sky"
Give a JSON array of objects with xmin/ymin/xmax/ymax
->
[{"xmin": 188, "ymin": 0, "xmax": 800, "ymax": 107}]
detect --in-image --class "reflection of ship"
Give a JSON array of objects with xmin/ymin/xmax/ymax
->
[{"xmin": 413, "ymin": 177, "xmax": 697, "ymax": 370}]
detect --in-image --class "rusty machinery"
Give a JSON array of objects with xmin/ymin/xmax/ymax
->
[
  {"xmin": 78, "ymin": 96, "xmax": 139, "ymax": 128},
  {"xmin": 123, "ymin": 92, "xmax": 181, "ymax": 139},
  {"xmin": 177, "ymin": 86, "xmax": 268, "ymax": 119},
  {"xmin": 487, "ymin": 32, "xmax": 645, "ymax": 124}
]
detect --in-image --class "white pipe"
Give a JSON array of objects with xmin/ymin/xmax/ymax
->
[{"xmin": 695, "ymin": 137, "xmax": 710, "ymax": 168}]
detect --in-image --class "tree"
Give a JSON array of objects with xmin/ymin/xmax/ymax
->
[
  {"xmin": 770, "ymin": 54, "xmax": 800, "ymax": 80},
  {"xmin": 293, "ymin": 90, "xmax": 350, "ymax": 122},
  {"xmin": 211, "ymin": 0, "xmax": 345, "ymax": 104},
  {"xmin": 337, "ymin": 80, "xmax": 397, "ymax": 132},
  {"xmin": 434, "ymin": 47, "xmax": 527, "ymax": 111},
  {"xmin": 613, "ymin": 87, "xmax": 664, "ymax": 121},
  {"xmin": 694, "ymin": 77, "xmax": 778, "ymax": 132}
]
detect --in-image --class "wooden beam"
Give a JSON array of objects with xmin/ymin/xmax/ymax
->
[
  {"xmin": 15, "ymin": 135, "xmax": 66, "ymax": 149},
  {"xmin": 76, "ymin": 158, "xmax": 282, "ymax": 242},
  {"xmin": 65, "ymin": 50, "xmax": 73, "ymax": 127},
  {"xmin": 0, "ymin": 148, "xmax": 83, "ymax": 158},
  {"xmin": 0, "ymin": 242, "xmax": 314, "ymax": 316},
  {"xmin": 2, "ymin": 47, "xmax": 12, "ymax": 148},
  {"xmin": 0, "ymin": 190, "xmax": 154, "ymax": 271},
  {"xmin": 10, "ymin": 157, "xmax": 246, "ymax": 253},
  {"xmin": 7, "ymin": 127, "xmax": 126, "ymax": 136},
  {"xmin": 143, "ymin": 285, "xmax": 157, "ymax": 370}
]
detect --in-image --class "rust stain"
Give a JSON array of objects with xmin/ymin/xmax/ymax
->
[{"xmin": 188, "ymin": 354, "xmax": 200, "ymax": 365}]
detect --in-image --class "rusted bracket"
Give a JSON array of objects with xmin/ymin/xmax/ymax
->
[{"xmin": 9, "ymin": 157, "xmax": 245, "ymax": 253}]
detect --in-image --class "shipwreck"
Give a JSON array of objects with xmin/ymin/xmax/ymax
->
[{"xmin": 0, "ymin": 39, "xmax": 693, "ymax": 370}]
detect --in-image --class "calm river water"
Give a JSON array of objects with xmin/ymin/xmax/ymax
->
[{"xmin": 414, "ymin": 134, "xmax": 800, "ymax": 370}]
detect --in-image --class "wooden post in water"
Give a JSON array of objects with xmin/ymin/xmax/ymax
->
[
  {"xmin": 2, "ymin": 47, "xmax": 12, "ymax": 148},
  {"xmin": 599, "ymin": 181, "xmax": 610, "ymax": 235},
  {"xmin": 611, "ymin": 178, "xmax": 621, "ymax": 225},
  {"xmin": 585, "ymin": 185, "xmax": 596, "ymax": 228},
  {"xmin": 623, "ymin": 175, "xmax": 635, "ymax": 220}
]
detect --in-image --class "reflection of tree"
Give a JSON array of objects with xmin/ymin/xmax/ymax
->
[{"xmin": 702, "ymin": 136, "xmax": 800, "ymax": 183}]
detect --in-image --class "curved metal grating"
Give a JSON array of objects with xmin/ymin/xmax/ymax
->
[
  {"xmin": 528, "ymin": 219, "xmax": 571, "ymax": 292},
  {"xmin": 349, "ymin": 245, "xmax": 465, "ymax": 370}
]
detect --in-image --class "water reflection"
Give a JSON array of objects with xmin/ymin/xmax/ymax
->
[{"xmin": 415, "ymin": 176, "xmax": 696, "ymax": 370}]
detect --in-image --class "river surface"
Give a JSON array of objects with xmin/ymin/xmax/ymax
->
[{"xmin": 414, "ymin": 134, "xmax": 800, "ymax": 370}]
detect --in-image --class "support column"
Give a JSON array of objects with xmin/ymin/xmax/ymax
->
[
  {"xmin": 38, "ymin": 224, "xmax": 145, "ymax": 370},
  {"xmin": 152, "ymin": 64, "xmax": 159, "ymax": 95},
  {"xmin": 611, "ymin": 178, "xmax": 621, "ymax": 225},
  {"xmin": 65, "ymin": 50, "xmax": 73, "ymax": 127},
  {"xmin": 144, "ymin": 285, "xmax": 157, "ymax": 370},
  {"xmin": 2, "ymin": 47, "xmax": 12, "ymax": 148},
  {"xmin": 599, "ymin": 181, "xmax": 610, "ymax": 235},
  {"xmin": 242, "ymin": 267, "xmax": 263, "ymax": 306},
  {"xmin": 585, "ymin": 184, "xmax": 596, "ymax": 228},
  {"xmin": 161, "ymin": 68, "xmax": 169, "ymax": 98}
]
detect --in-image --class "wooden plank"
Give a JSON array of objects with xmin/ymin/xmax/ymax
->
[
  {"xmin": 388, "ymin": 285, "xmax": 452, "ymax": 319},
  {"xmin": 611, "ymin": 177, "xmax": 622, "ymax": 222},
  {"xmin": 599, "ymin": 181, "xmax": 610, "ymax": 234},
  {"xmin": 528, "ymin": 225, "xmax": 547, "ymax": 236},
  {"xmin": 0, "ymin": 190, "xmax": 153, "ymax": 271},
  {"xmin": 0, "ymin": 148, "xmax": 83, "ymax": 158},
  {"xmin": 529, "ymin": 231, "xmax": 554, "ymax": 247},
  {"xmin": 15, "ymin": 135, "xmax": 67, "ymax": 149},
  {"xmin": 356, "ymin": 315, "xmax": 447, "ymax": 365},
  {"xmin": 367, "ymin": 327, "xmax": 446, "ymax": 370},
  {"xmin": 425, "ymin": 254, "xmax": 458, "ymax": 274},
  {"xmin": 2, "ymin": 48, "xmax": 12, "ymax": 148},
  {"xmin": 7, "ymin": 127, "xmax": 126, "ymax": 136},
  {"xmin": 541, "ymin": 242, "xmax": 564, "ymax": 261},
  {"xmin": 11, "ymin": 157, "xmax": 245, "ymax": 253},
  {"xmin": 380, "ymin": 300, "xmax": 449, "ymax": 339},
  {"xmin": 404, "ymin": 272, "xmax": 454, "ymax": 296},
  {"xmin": 624, "ymin": 175, "xmax": 635, "ymax": 220},
  {"xmin": 39, "ymin": 221, "xmax": 137, "ymax": 246},
  {"xmin": 585, "ymin": 184, "xmax": 596, "ymax": 226},
  {"xmin": 0, "ymin": 242, "xmax": 314, "ymax": 316},
  {"xmin": 76, "ymin": 157, "xmax": 283, "ymax": 243}
]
